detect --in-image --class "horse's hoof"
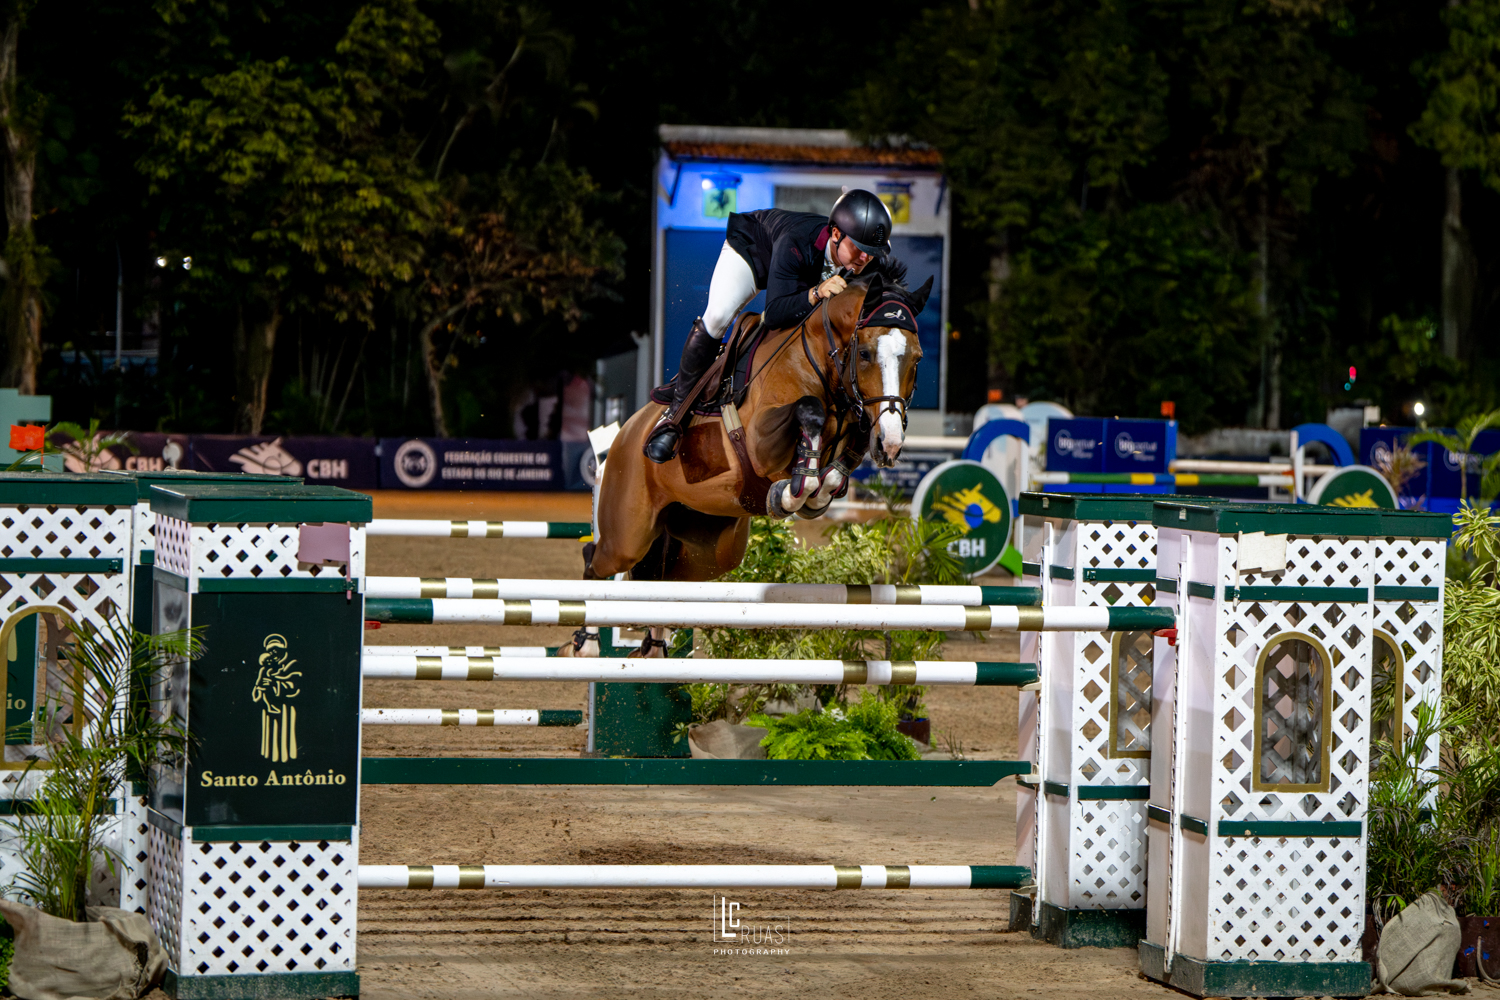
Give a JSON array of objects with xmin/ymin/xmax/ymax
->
[
  {"xmin": 766, "ymin": 482, "xmax": 794, "ymax": 519},
  {"xmin": 796, "ymin": 499, "xmax": 832, "ymax": 520},
  {"xmin": 643, "ymin": 425, "xmax": 680, "ymax": 464}
]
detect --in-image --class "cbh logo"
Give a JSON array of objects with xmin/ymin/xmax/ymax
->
[
  {"xmin": 1053, "ymin": 429, "xmax": 1096, "ymax": 458},
  {"xmin": 1114, "ymin": 432, "xmax": 1158, "ymax": 459},
  {"xmin": 711, "ymin": 896, "xmax": 792, "ymax": 955}
]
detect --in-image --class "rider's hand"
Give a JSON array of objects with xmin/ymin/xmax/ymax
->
[{"xmin": 810, "ymin": 274, "xmax": 847, "ymax": 303}]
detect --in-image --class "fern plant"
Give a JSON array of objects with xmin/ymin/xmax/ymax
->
[{"xmin": 749, "ymin": 693, "xmax": 922, "ymax": 762}]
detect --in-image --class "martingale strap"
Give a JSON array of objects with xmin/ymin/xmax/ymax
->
[{"xmin": 722, "ymin": 401, "xmax": 774, "ymax": 515}]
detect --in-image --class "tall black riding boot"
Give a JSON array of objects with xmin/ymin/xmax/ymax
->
[{"xmin": 644, "ymin": 318, "xmax": 720, "ymax": 463}]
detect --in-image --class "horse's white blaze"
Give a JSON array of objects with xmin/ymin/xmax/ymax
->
[{"xmin": 876, "ymin": 331, "xmax": 906, "ymax": 460}]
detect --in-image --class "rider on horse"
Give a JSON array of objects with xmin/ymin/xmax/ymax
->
[{"xmin": 643, "ymin": 188, "xmax": 909, "ymax": 463}]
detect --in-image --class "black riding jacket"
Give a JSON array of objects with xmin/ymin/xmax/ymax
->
[{"xmin": 725, "ymin": 209, "xmax": 908, "ymax": 330}]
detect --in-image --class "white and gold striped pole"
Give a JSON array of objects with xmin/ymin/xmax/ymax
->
[
  {"xmin": 364, "ymin": 645, "xmax": 555, "ymax": 658},
  {"xmin": 367, "ymin": 520, "xmax": 590, "ymax": 539},
  {"xmin": 361, "ymin": 657, "xmax": 1039, "ymax": 686},
  {"xmin": 358, "ymin": 864, "xmax": 1027, "ymax": 890},
  {"xmin": 361, "ymin": 708, "xmax": 582, "ymax": 727},
  {"xmin": 365, "ymin": 578, "xmax": 1041, "ymax": 606},
  {"xmin": 365, "ymin": 598, "xmax": 1173, "ymax": 633}
]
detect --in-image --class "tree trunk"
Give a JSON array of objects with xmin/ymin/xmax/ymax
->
[
  {"xmin": 0, "ymin": 13, "xmax": 41, "ymax": 394},
  {"xmin": 233, "ymin": 299, "xmax": 280, "ymax": 434},
  {"xmin": 419, "ymin": 315, "xmax": 452, "ymax": 437},
  {"xmin": 1254, "ymin": 180, "xmax": 1281, "ymax": 430},
  {"xmin": 986, "ymin": 230, "xmax": 1012, "ymax": 396},
  {"xmin": 1441, "ymin": 166, "xmax": 1474, "ymax": 360}
]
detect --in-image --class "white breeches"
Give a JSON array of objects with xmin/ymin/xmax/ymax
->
[{"xmin": 702, "ymin": 242, "xmax": 759, "ymax": 339}]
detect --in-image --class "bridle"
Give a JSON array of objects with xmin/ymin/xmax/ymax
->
[{"xmin": 799, "ymin": 294, "xmax": 918, "ymax": 446}]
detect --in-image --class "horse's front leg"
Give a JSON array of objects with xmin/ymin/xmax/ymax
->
[
  {"xmin": 765, "ymin": 396, "xmax": 825, "ymax": 516},
  {"xmin": 800, "ymin": 431, "xmax": 868, "ymax": 517}
]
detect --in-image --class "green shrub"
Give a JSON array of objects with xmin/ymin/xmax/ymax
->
[{"xmin": 750, "ymin": 692, "xmax": 922, "ymax": 762}]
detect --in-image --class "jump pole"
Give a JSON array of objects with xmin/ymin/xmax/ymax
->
[
  {"xmin": 364, "ymin": 645, "xmax": 556, "ymax": 658},
  {"xmin": 362, "ymin": 708, "xmax": 583, "ymax": 727},
  {"xmin": 365, "ymin": 577, "xmax": 1042, "ymax": 606},
  {"xmin": 367, "ymin": 519, "xmax": 590, "ymax": 539},
  {"xmin": 362, "ymin": 657, "xmax": 1039, "ymax": 686},
  {"xmin": 364, "ymin": 597, "xmax": 1173, "ymax": 632},
  {"xmin": 360, "ymin": 864, "xmax": 1027, "ymax": 890}
]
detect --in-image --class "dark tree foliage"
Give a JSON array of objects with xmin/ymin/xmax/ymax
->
[{"xmin": 2, "ymin": 0, "xmax": 1500, "ymax": 436}]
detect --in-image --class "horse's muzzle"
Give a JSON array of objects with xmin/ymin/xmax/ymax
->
[{"xmin": 873, "ymin": 427, "xmax": 904, "ymax": 468}]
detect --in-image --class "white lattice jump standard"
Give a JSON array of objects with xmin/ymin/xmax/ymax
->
[
  {"xmin": 362, "ymin": 657, "xmax": 1040, "ymax": 686},
  {"xmin": 362, "ymin": 708, "xmax": 583, "ymax": 727},
  {"xmin": 360, "ymin": 864, "xmax": 1026, "ymax": 890},
  {"xmin": 364, "ymin": 597, "xmax": 1171, "ymax": 632},
  {"xmin": 1139, "ymin": 500, "xmax": 1450, "ymax": 999},
  {"xmin": 367, "ymin": 519, "xmax": 590, "ymax": 539},
  {"xmin": 366, "ymin": 577, "xmax": 1041, "ymax": 606},
  {"xmin": 1014, "ymin": 492, "xmax": 1162, "ymax": 950}
]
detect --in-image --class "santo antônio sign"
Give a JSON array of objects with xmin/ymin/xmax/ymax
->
[
  {"xmin": 911, "ymin": 459, "xmax": 1012, "ymax": 577},
  {"xmin": 183, "ymin": 592, "xmax": 362, "ymax": 827}
]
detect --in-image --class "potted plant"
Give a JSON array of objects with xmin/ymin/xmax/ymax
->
[{"xmin": 1, "ymin": 610, "xmax": 200, "ymax": 998}]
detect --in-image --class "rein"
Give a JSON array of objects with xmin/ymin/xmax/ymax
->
[{"xmin": 801, "ymin": 298, "xmax": 914, "ymax": 441}]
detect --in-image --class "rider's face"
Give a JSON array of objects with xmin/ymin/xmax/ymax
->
[{"xmin": 830, "ymin": 228, "xmax": 873, "ymax": 272}]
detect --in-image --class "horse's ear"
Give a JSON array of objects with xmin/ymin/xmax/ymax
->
[
  {"xmin": 908, "ymin": 276, "xmax": 934, "ymax": 316},
  {"xmin": 861, "ymin": 273, "xmax": 884, "ymax": 312}
]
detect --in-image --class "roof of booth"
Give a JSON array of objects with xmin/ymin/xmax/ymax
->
[
  {"xmin": 0, "ymin": 471, "xmax": 138, "ymax": 505},
  {"xmin": 1151, "ymin": 500, "xmax": 1451, "ymax": 537},
  {"xmin": 102, "ymin": 468, "xmax": 302, "ymax": 501},
  {"xmin": 658, "ymin": 125, "xmax": 942, "ymax": 169},
  {"xmin": 148, "ymin": 483, "xmax": 371, "ymax": 524}
]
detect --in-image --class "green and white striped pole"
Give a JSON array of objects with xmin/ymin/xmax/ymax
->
[
  {"xmin": 363, "ymin": 597, "xmax": 1173, "ymax": 633},
  {"xmin": 361, "ymin": 708, "xmax": 582, "ymax": 727}
]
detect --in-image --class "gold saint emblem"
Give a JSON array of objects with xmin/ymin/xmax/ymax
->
[{"xmin": 252, "ymin": 634, "xmax": 302, "ymax": 762}]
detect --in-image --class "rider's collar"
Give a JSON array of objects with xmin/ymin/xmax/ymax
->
[{"xmin": 859, "ymin": 299, "xmax": 919, "ymax": 333}]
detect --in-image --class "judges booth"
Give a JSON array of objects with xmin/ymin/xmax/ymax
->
[{"xmin": 652, "ymin": 125, "xmax": 951, "ymax": 434}]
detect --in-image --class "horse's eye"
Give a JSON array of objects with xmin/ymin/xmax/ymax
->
[{"xmin": 859, "ymin": 350, "xmax": 871, "ymax": 362}]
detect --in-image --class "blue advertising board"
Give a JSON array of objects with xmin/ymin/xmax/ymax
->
[
  {"xmin": 1103, "ymin": 419, "xmax": 1176, "ymax": 474},
  {"xmin": 189, "ymin": 435, "xmax": 381, "ymax": 490},
  {"xmin": 1046, "ymin": 418, "xmax": 1107, "ymax": 472},
  {"xmin": 379, "ymin": 438, "xmax": 568, "ymax": 491}
]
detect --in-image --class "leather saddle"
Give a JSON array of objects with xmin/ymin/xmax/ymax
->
[{"xmin": 649, "ymin": 313, "xmax": 768, "ymax": 416}]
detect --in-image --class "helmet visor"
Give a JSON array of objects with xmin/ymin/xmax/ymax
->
[{"xmin": 843, "ymin": 234, "xmax": 889, "ymax": 260}]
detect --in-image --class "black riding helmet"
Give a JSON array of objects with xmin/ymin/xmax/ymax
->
[{"xmin": 828, "ymin": 189, "xmax": 893, "ymax": 259}]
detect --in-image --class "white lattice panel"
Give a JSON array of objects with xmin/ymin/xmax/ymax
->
[
  {"xmin": 148, "ymin": 823, "xmax": 184, "ymax": 967},
  {"xmin": 130, "ymin": 500, "xmax": 156, "ymax": 563},
  {"xmin": 178, "ymin": 834, "xmax": 357, "ymax": 976},
  {"xmin": 155, "ymin": 516, "xmax": 366, "ymax": 591},
  {"xmin": 0, "ymin": 505, "xmax": 131, "ymax": 560},
  {"xmin": 1374, "ymin": 537, "xmax": 1445, "ymax": 771},
  {"xmin": 1025, "ymin": 509, "xmax": 1156, "ymax": 917},
  {"xmin": 122, "ymin": 793, "xmax": 152, "ymax": 913},
  {"xmin": 154, "ymin": 516, "xmax": 191, "ymax": 577}
]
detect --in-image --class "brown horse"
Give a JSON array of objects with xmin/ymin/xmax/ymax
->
[{"xmin": 587, "ymin": 273, "xmax": 931, "ymax": 583}]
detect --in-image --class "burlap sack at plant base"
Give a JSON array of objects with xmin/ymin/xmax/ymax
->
[
  {"xmin": 1375, "ymin": 891, "xmax": 1471, "ymax": 996},
  {"xmin": 688, "ymin": 720, "xmax": 768, "ymax": 759},
  {"xmin": 0, "ymin": 901, "xmax": 165, "ymax": 1000}
]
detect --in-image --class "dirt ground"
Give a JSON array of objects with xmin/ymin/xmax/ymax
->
[{"xmin": 353, "ymin": 490, "xmax": 1174, "ymax": 1000}]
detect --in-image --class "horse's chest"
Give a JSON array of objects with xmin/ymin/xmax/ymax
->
[{"xmin": 680, "ymin": 421, "xmax": 731, "ymax": 484}]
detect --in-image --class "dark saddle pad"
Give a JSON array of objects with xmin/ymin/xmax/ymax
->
[{"xmin": 648, "ymin": 313, "xmax": 768, "ymax": 416}]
